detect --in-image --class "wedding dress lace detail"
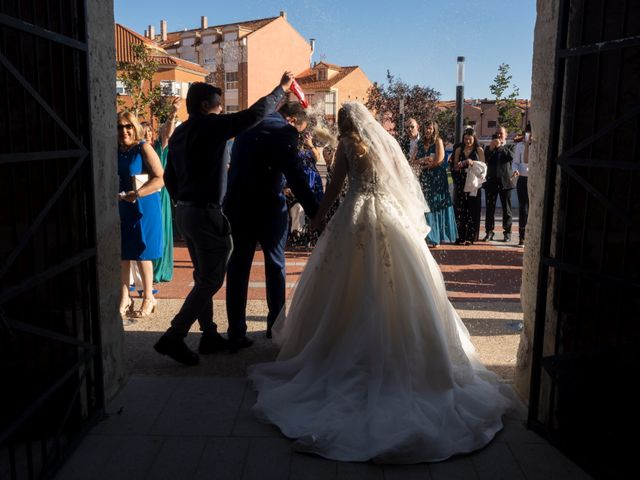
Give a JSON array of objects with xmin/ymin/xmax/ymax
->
[{"xmin": 248, "ymin": 102, "xmax": 514, "ymax": 464}]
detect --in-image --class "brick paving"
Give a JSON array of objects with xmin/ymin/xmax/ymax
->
[{"xmin": 156, "ymin": 241, "xmax": 524, "ymax": 303}]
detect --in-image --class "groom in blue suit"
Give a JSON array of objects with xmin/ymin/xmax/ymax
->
[{"xmin": 224, "ymin": 103, "xmax": 320, "ymax": 349}]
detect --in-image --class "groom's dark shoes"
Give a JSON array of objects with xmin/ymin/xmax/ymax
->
[
  {"xmin": 154, "ymin": 334, "xmax": 199, "ymax": 366},
  {"xmin": 198, "ymin": 332, "xmax": 229, "ymax": 354},
  {"xmin": 228, "ymin": 336, "xmax": 254, "ymax": 353}
]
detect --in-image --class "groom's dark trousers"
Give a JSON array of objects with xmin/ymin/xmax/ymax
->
[{"xmin": 224, "ymin": 112, "xmax": 320, "ymax": 339}]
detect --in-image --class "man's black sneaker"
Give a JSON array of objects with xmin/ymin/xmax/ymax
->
[
  {"xmin": 198, "ymin": 332, "xmax": 229, "ymax": 354},
  {"xmin": 228, "ymin": 336, "xmax": 254, "ymax": 354},
  {"xmin": 154, "ymin": 334, "xmax": 199, "ymax": 366}
]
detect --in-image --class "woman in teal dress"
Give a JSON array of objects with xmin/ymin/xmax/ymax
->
[
  {"xmin": 143, "ymin": 102, "xmax": 179, "ymax": 283},
  {"xmin": 418, "ymin": 121, "xmax": 458, "ymax": 246},
  {"xmin": 118, "ymin": 111, "xmax": 164, "ymax": 320}
]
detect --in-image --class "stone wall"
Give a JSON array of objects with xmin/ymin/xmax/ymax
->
[
  {"xmin": 514, "ymin": 0, "xmax": 560, "ymax": 404},
  {"xmin": 87, "ymin": 0, "xmax": 127, "ymax": 401}
]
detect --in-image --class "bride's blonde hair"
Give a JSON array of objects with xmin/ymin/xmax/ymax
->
[{"xmin": 337, "ymin": 106, "xmax": 367, "ymax": 157}]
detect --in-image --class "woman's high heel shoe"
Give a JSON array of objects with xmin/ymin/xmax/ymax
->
[
  {"xmin": 134, "ymin": 298, "xmax": 157, "ymax": 318},
  {"xmin": 119, "ymin": 298, "xmax": 136, "ymax": 317}
]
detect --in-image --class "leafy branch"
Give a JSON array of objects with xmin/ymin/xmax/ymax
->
[
  {"xmin": 489, "ymin": 63, "xmax": 522, "ymax": 133},
  {"xmin": 116, "ymin": 43, "xmax": 160, "ymax": 119},
  {"xmin": 365, "ymin": 70, "xmax": 440, "ymax": 140}
]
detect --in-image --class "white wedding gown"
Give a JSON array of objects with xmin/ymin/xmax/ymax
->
[{"xmin": 248, "ymin": 103, "xmax": 513, "ymax": 464}]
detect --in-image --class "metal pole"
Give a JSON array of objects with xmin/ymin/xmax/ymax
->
[{"xmin": 455, "ymin": 56, "xmax": 465, "ymax": 143}]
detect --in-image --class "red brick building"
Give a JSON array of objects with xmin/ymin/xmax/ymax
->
[{"xmin": 152, "ymin": 12, "xmax": 311, "ymax": 112}]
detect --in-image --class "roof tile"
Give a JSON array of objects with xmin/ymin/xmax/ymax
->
[{"xmin": 296, "ymin": 65, "xmax": 359, "ymax": 90}]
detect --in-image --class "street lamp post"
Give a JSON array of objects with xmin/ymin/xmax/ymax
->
[{"xmin": 455, "ymin": 56, "xmax": 465, "ymax": 144}]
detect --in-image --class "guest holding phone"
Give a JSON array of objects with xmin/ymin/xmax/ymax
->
[{"xmin": 483, "ymin": 126, "xmax": 514, "ymax": 242}]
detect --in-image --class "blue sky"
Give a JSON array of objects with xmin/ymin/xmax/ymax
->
[{"xmin": 114, "ymin": 0, "xmax": 536, "ymax": 100}]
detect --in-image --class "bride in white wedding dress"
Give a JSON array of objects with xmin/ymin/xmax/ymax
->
[{"xmin": 248, "ymin": 102, "xmax": 514, "ymax": 464}]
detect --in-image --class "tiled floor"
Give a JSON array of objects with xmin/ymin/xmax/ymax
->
[{"xmin": 55, "ymin": 376, "xmax": 592, "ymax": 480}]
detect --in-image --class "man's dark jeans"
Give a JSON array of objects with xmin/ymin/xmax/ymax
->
[
  {"xmin": 166, "ymin": 205, "xmax": 232, "ymax": 339},
  {"xmin": 485, "ymin": 184, "xmax": 513, "ymax": 235}
]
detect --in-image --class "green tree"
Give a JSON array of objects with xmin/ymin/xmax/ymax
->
[
  {"xmin": 366, "ymin": 71, "xmax": 440, "ymax": 140},
  {"xmin": 435, "ymin": 108, "xmax": 456, "ymax": 144},
  {"xmin": 117, "ymin": 43, "xmax": 161, "ymax": 119},
  {"xmin": 489, "ymin": 63, "xmax": 522, "ymax": 133},
  {"xmin": 150, "ymin": 94, "xmax": 177, "ymax": 124}
]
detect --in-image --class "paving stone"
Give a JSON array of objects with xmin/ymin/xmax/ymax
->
[
  {"xmin": 290, "ymin": 453, "xmax": 338, "ymax": 480},
  {"xmin": 383, "ymin": 463, "xmax": 433, "ymax": 479},
  {"xmin": 56, "ymin": 434, "xmax": 163, "ymax": 480},
  {"xmin": 145, "ymin": 436, "xmax": 208, "ymax": 480},
  {"xmin": 470, "ymin": 442, "xmax": 526, "ymax": 480},
  {"xmin": 493, "ymin": 418, "xmax": 548, "ymax": 444},
  {"xmin": 193, "ymin": 437, "xmax": 250, "ymax": 480},
  {"xmin": 336, "ymin": 462, "xmax": 384, "ymax": 479},
  {"xmin": 150, "ymin": 377, "xmax": 246, "ymax": 436},
  {"xmin": 429, "ymin": 456, "xmax": 478, "ymax": 480},
  {"xmin": 231, "ymin": 383, "xmax": 283, "ymax": 438},
  {"xmin": 508, "ymin": 443, "xmax": 593, "ymax": 480},
  {"xmin": 54, "ymin": 434, "xmax": 118, "ymax": 480},
  {"xmin": 241, "ymin": 437, "xmax": 292, "ymax": 480},
  {"xmin": 93, "ymin": 376, "xmax": 182, "ymax": 435}
]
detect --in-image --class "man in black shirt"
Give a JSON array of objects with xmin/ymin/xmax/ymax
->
[
  {"xmin": 154, "ymin": 72, "xmax": 294, "ymax": 366},
  {"xmin": 483, "ymin": 126, "xmax": 514, "ymax": 242}
]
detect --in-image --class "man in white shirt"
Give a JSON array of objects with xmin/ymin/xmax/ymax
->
[
  {"xmin": 401, "ymin": 118, "xmax": 424, "ymax": 175},
  {"xmin": 511, "ymin": 129, "xmax": 530, "ymax": 246}
]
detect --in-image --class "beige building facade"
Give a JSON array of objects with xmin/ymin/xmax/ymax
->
[
  {"xmin": 295, "ymin": 62, "xmax": 373, "ymax": 121},
  {"xmin": 438, "ymin": 98, "xmax": 531, "ymax": 138}
]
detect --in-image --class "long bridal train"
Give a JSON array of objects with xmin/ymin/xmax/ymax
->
[{"xmin": 248, "ymin": 102, "xmax": 515, "ymax": 464}]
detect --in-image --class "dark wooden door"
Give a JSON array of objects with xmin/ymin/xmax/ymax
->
[
  {"xmin": 529, "ymin": 1, "xmax": 640, "ymax": 478},
  {"xmin": 0, "ymin": 1, "xmax": 104, "ymax": 478}
]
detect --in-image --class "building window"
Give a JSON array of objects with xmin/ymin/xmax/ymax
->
[
  {"xmin": 487, "ymin": 120, "xmax": 497, "ymax": 128},
  {"xmin": 225, "ymin": 71, "xmax": 239, "ymax": 90},
  {"xmin": 317, "ymin": 69, "xmax": 327, "ymax": 81},
  {"xmin": 324, "ymin": 92, "xmax": 336, "ymax": 116},
  {"xmin": 225, "ymin": 105, "xmax": 239, "ymax": 113},
  {"xmin": 203, "ymin": 58, "xmax": 216, "ymax": 72},
  {"xmin": 223, "ymin": 31, "xmax": 238, "ymax": 41},
  {"xmin": 160, "ymin": 80, "xmax": 182, "ymax": 96},
  {"xmin": 116, "ymin": 80, "xmax": 128, "ymax": 95}
]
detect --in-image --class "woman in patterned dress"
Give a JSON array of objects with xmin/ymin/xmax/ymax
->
[{"xmin": 417, "ymin": 121, "xmax": 458, "ymax": 247}]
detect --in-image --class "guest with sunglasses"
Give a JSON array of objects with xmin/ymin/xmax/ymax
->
[{"xmin": 117, "ymin": 111, "xmax": 164, "ymax": 323}]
